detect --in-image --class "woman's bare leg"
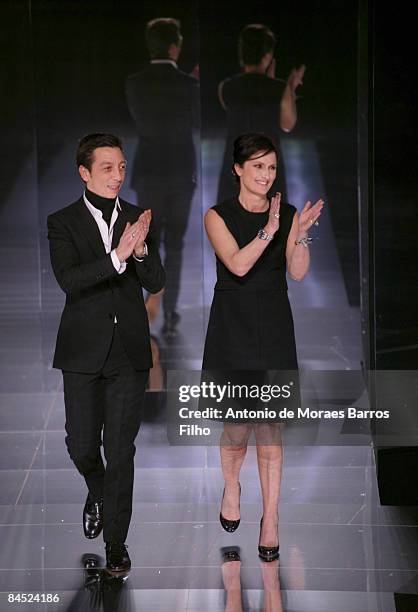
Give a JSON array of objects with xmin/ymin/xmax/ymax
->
[
  {"xmin": 222, "ymin": 559, "xmax": 243, "ymax": 612},
  {"xmin": 220, "ymin": 423, "xmax": 252, "ymax": 520},
  {"xmin": 145, "ymin": 289, "xmax": 163, "ymax": 324},
  {"xmin": 255, "ymin": 423, "xmax": 283, "ymax": 546},
  {"xmin": 261, "ymin": 559, "xmax": 283, "ymax": 612}
]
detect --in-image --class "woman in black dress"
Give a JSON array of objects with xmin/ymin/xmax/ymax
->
[
  {"xmin": 217, "ymin": 23, "xmax": 305, "ymax": 203},
  {"xmin": 203, "ymin": 133, "xmax": 323, "ymax": 560}
]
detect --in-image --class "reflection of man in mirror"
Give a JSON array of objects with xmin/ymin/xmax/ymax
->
[
  {"xmin": 126, "ymin": 18, "xmax": 199, "ymax": 339},
  {"xmin": 217, "ymin": 23, "xmax": 305, "ymax": 203}
]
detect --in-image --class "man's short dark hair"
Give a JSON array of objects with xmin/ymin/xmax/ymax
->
[
  {"xmin": 76, "ymin": 133, "xmax": 123, "ymax": 171},
  {"xmin": 238, "ymin": 23, "xmax": 276, "ymax": 66},
  {"xmin": 145, "ymin": 17, "xmax": 182, "ymax": 59}
]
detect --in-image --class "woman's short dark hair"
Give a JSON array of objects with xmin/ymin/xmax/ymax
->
[
  {"xmin": 145, "ymin": 18, "xmax": 182, "ymax": 59},
  {"xmin": 76, "ymin": 133, "xmax": 123, "ymax": 170},
  {"xmin": 232, "ymin": 133, "xmax": 278, "ymax": 180},
  {"xmin": 238, "ymin": 23, "xmax": 276, "ymax": 66}
]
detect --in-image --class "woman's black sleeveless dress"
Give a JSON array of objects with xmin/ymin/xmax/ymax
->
[{"xmin": 202, "ymin": 197, "xmax": 299, "ymax": 421}]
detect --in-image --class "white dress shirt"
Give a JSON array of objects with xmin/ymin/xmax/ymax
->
[{"xmin": 83, "ymin": 192, "xmax": 126, "ymax": 274}]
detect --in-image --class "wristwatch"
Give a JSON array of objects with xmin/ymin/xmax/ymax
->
[
  {"xmin": 257, "ymin": 228, "xmax": 274, "ymax": 241},
  {"xmin": 133, "ymin": 242, "xmax": 148, "ymax": 262}
]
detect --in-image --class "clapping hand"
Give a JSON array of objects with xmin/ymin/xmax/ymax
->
[
  {"xmin": 265, "ymin": 192, "xmax": 281, "ymax": 235},
  {"xmin": 133, "ymin": 209, "xmax": 152, "ymax": 257},
  {"xmin": 287, "ymin": 64, "xmax": 305, "ymax": 94},
  {"xmin": 115, "ymin": 210, "xmax": 152, "ymax": 263},
  {"xmin": 298, "ymin": 199, "xmax": 324, "ymax": 235}
]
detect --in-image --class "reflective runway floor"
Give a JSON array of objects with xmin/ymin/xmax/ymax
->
[{"xmin": 0, "ymin": 137, "xmax": 417, "ymax": 611}]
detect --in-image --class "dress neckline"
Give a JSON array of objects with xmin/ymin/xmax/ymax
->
[{"xmin": 236, "ymin": 197, "xmax": 270, "ymax": 215}]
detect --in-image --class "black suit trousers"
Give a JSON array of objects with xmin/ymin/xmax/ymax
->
[{"xmin": 63, "ymin": 325, "xmax": 148, "ymax": 544}]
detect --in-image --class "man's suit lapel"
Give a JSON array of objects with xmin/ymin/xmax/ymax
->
[
  {"xmin": 74, "ymin": 197, "xmax": 131, "ymax": 255},
  {"xmin": 74, "ymin": 199, "xmax": 106, "ymax": 258},
  {"xmin": 111, "ymin": 201, "xmax": 130, "ymax": 250}
]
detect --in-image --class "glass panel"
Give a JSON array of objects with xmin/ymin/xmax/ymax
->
[
  {"xmin": 33, "ymin": 1, "xmax": 203, "ymax": 391},
  {"xmin": 0, "ymin": 1, "xmax": 41, "ymax": 393}
]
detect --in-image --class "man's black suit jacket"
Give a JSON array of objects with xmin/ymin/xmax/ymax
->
[
  {"xmin": 47, "ymin": 196, "xmax": 165, "ymax": 373},
  {"xmin": 125, "ymin": 62, "xmax": 199, "ymax": 186}
]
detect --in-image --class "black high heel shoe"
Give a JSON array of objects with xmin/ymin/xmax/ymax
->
[
  {"xmin": 219, "ymin": 483, "xmax": 241, "ymax": 533},
  {"xmin": 258, "ymin": 517, "xmax": 279, "ymax": 562}
]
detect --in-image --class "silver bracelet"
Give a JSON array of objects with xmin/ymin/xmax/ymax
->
[
  {"xmin": 258, "ymin": 228, "xmax": 274, "ymax": 241},
  {"xmin": 295, "ymin": 236, "xmax": 313, "ymax": 248}
]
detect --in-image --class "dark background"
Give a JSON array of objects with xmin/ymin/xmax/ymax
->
[{"xmin": 2, "ymin": 0, "xmax": 360, "ymax": 305}]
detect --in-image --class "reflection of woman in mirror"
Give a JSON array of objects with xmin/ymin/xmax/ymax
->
[
  {"xmin": 260, "ymin": 559, "xmax": 284, "ymax": 612},
  {"xmin": 217, "ymin": 23, "xmax": 305, "ymax": 203},
  {"xmin": 221, "ymin": 547, "xmax": 243, "ymax": 612},
  {"xmin": 203, "ymin": 133, "xmax": 323, "ymax": 560},
  {"xmin": 221, "ymin": 548, "xmax": 284, "ymax": 612}
]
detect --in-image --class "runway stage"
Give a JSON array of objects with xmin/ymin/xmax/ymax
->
[{"xmin": 0, "ymin": 135, "xmax": 416, "ymax": 611}]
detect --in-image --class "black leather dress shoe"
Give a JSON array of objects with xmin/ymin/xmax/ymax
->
[
  {"xmin": 105, "ymin": 543, "xmax": 131, "ymax": 573},
  {"xmin": 83, "ymin": 496, "xmax": 103, "ymax": 539}
]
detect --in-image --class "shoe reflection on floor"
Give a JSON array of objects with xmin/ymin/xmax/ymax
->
[
  {"xmin": 64, "ymin": 554, "xmax": 132, "ymax": 612},
  {"xmin": 221, "ymin": 547, "xmax": 284, "ymax": 612}
]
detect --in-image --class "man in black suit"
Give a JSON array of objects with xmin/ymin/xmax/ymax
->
[
  {"xmin": 48, "ymin": 133, "xmax": 164, "ymax": 572},
  {"xmin": 126, "ymin": 17, "xmax": 199, "ymax": 338}
]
